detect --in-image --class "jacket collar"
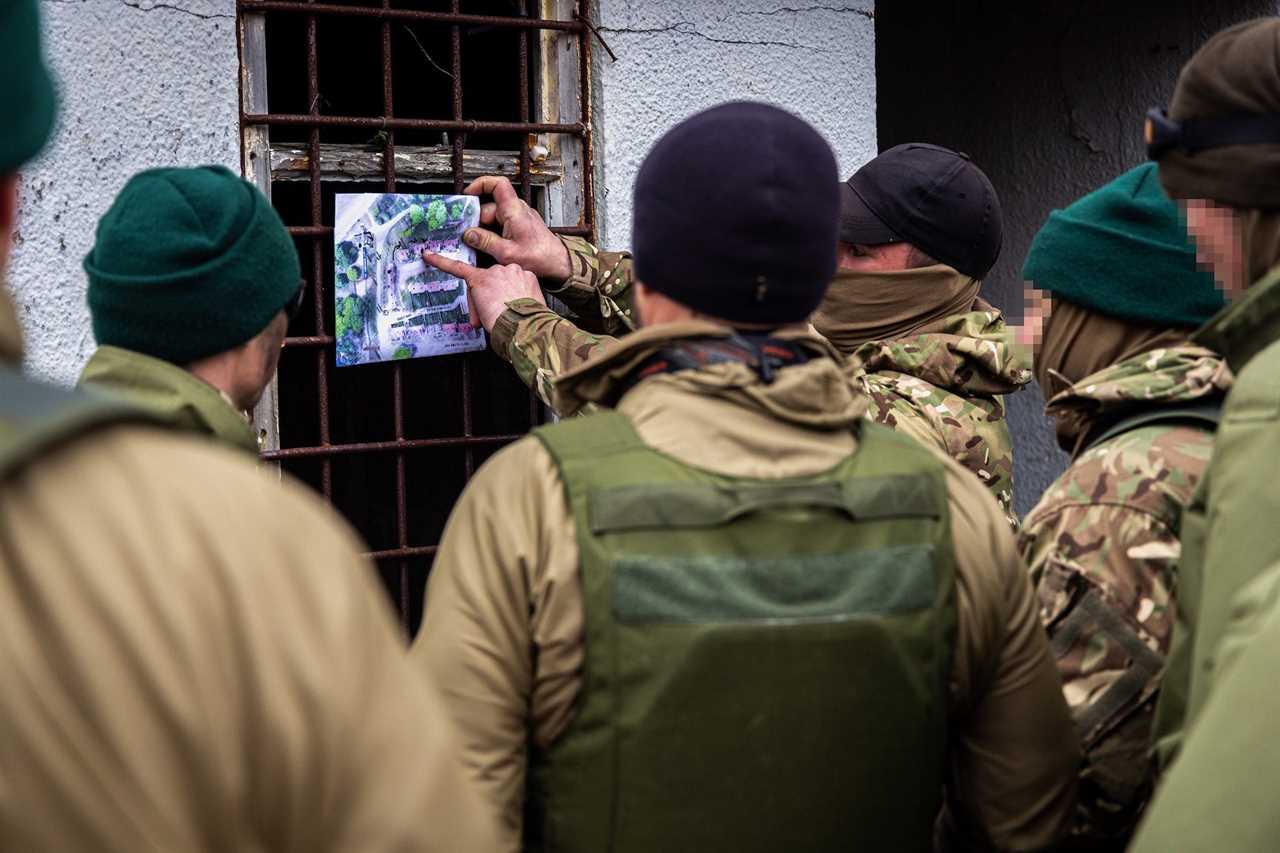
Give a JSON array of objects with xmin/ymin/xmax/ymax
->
[
  {"xmin": 553, "ymin": 320, "xmax": 868, "ymax": 429},
  {"xmin": 78, "ymin": 346, "xmax": 258, "ymax": 454},
  {"xmin": 1195, "ymin": 264, "xmax": 1280, "ymax": 374}
]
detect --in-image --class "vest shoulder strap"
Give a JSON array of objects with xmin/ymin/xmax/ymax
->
[
  {"xmin": 533, "ymin": 409, "xmax": 645, "ymax": 467},
  {"xmin": 1084, "ymin": 398, "xmax": 1224, "ymax": 453},
  {"xmin": 0, "ymin": 366, "xmax": 163, "ymax": 481}
]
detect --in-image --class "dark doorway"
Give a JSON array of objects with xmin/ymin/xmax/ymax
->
[{"xmin": 875, "ymin": 0, "xmax": 1274, "ymax": 515}]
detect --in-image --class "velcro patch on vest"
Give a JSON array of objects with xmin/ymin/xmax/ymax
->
[
  {"xmin": 589, "ymin": 474, "xmax": 941, "ymax": 534},
  {"xmin": 612, "ymin": 545, "xmax": 936, "ymax": 624}
]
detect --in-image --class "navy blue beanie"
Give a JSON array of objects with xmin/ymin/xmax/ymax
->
[{"xmin": 631, "ymin": 102, "xmax": 840, "ymax": 325}]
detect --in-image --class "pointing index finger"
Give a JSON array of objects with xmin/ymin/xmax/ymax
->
[{"xmin": 423, "ymin": 251, "xmax": 477, "ymax": 283}]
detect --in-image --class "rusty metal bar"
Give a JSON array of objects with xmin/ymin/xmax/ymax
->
[
  {"xmin": 449, "ymin": 0, "xmax": 477, "ymax": 480},
  {"xmin": 578, "ymin": 0, "xmax": 596, "ymax": 242},
  {"xmin": 262, "ymin": 433, "xmax": 522, "ymax": 460},
  {"xmin": 244, "ymin": 113, "xmax": 583, "ymax": 135},
  {"xmin": 367, "ymin": 545, "xmax": 439, "ymax": 561},
  {"xmin": 284, "ymin": 334, "xmax": 335, "ymax": 347},
  {"xmin": 519, "ymin": 0, "xmax": 541, "ymax": 428},
  {"xmin": 306, "ymin": 4, "xmax": 333, "ymax": 499},
  {"xmin": 550, "ymin": 224, "xmax": 592, "ymax": 236},
  {"xmin": 380, "ymin": 0, "xmax": 412, "ymax": 630},
  {"xmin": 238, "ymin": 0, "xmax": 582, "ymax": 32},
  {"xmin": 288, "ymin": 225, "xmax": 332, "ymax": 237}
]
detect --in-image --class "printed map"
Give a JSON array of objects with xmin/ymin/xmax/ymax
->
[{"xmin": 333, "ymin": 192, "xmax": 484, "ymax": 367}]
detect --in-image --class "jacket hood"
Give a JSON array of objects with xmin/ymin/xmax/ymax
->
[
  {"xmin": 77, "ymin": 345, "xmax": 258, "ymax": 453},
  {"xmin": 847, "ymin": 301, "xmax": 1032, "ymax": 397},
  {"xmin": 1044, "ymin": 343, "xmax": 1233, "ymax": 454},
  {"xmin": 553, "ymin": 320, "xmax": 869, "ymax": 430}
]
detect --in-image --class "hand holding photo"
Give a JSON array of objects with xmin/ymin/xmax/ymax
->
[{"xmin": 333, "ymin": 192, "xmax": 485, "ymax": 367}]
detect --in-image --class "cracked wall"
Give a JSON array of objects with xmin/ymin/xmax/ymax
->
[
  {"xmin": 13, "ymin": 0, "xmax": 238, "ymax": 385},
  {"xmin": 592, "ymin": 0, "xmax": 876, "ymax": 249},
  {"xmin": 877, "ymin": 0, "xmax": 1276, "ymax": 516}
]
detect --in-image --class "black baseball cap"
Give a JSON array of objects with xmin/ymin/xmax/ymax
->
[{"xmin": 838, "ymin": 143, "xmax": 1003, "ymax": 279}]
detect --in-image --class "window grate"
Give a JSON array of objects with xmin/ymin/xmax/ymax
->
[{"xmin": 236, "ymin": 0, "xmax": 594, "ymax": 635}]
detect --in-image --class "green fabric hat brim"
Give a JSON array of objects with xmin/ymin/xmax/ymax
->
[
  {"xmin": 1023, "ymin": 212, "xmax": 1224, "ymax": 328},
  {"xmin": 1022, "ymin": 164, "xmax": 1226, "ymax": 329},
  {"xmin": 1, "ymin": 0, "xmax": 58, "ymax": 173}
]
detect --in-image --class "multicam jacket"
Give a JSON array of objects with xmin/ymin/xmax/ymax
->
[
  {"xmin": 488, "ymin": 236, "xmax": 1027, "ymax": 520},
  {"xmin": 1018, "ymin": 344, "xmax": 1232, "ymax": 846},
  {"xmin": 845, "ymin": 307, "xmax": 1030, "ymax": 524}
]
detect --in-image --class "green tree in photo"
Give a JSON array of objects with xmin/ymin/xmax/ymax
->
[{"xmin": 427, "ymin": 198, "xmax": 447, "ymax": 231}]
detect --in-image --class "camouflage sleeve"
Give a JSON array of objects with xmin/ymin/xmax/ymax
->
[
  {"xmin": 490, "ymin": 297, "xmax": 618, "ymax": 414},
  {"xmin": 544, "ymin": 235, "xmax": 636, "ymax": 337},
  {"xmin": 1018, "ymin": 496, "xmax": 1181, "ymax": 843},
  {"xmin": 856, "ymin": 371, "xmax": 1018, "ymax": 528}
]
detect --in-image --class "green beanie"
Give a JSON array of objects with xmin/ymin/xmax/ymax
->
[
  {"xmin": 1022, "ymin": 163, "xmax": 1225, "ymax": 328},
  {"xmin": 84, "ymin": 166, "xmax": 300, "ymax": 364},
  {"xmin": 1, "ymin": 0, "xmax": 58, "ymax": 173}
]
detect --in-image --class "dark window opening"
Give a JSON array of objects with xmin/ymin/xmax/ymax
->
[{"xmin": 237, "ymin": 0, "xmax": 594, "ymax": 637}]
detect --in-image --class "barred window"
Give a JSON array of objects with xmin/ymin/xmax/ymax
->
[{"xmin": 236, "ymin": 0, "xmax": 595, "ymax": 635}]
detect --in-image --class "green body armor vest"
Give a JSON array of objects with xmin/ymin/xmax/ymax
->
[
  {"xmin": 526, "ymin": 410, "xmax": 957, "ymax": 853},
  {"xmin": 0, "ymin": 366, "xmax": 161, "ymax": 480}
]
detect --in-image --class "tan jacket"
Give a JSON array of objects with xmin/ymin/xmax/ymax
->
[
  {"xmin": 0, "ymin": 296, "xmax": 491, "ymax": 851},
  {"xmin": 412, "ymin": 321, "xmax": 1079, "ymax": 852}
]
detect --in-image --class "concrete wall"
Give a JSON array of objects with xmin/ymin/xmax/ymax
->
[
  {"xmin": 13, "ymin": 0, "xmax": 239, "ymax": 386},
  {"xmin": 876, "ymin": 0, "xmax": 1275, "ymax": 516},
  {"xmin": 592, "ymin": 0, "xmax": 877, "ymax": 250}
]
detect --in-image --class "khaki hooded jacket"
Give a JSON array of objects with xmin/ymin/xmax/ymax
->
[
  {"xmin": 412, "ymin": 320, "xmax": 1079, "ymax": 853},
  {"xmin": 0, "ymin": 290, "xmax": 492, "ymax": 852}
]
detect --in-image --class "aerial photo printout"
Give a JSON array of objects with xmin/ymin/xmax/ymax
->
[{"xmin": 333, "ymin": 192, "xmax": 485, "ymax": 367}]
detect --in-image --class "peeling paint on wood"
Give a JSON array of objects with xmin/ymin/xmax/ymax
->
[{"xmin": 268, "ymin": 143, "xmax": 564, "ymax": 184}]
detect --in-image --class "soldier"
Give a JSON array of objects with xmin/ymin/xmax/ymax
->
[
  {"xmin": 413, "ymin": 102, "xmax": 1079, "ymax": 852},
  {"xmin": 1137, "ymin": 13, "xmax": 1280, "ymax": 797},
  {"xmin": 0, "ymin": 2, "xmax": 489, "ymax": 849},
  {"xmin": 1016, "ymin": 163, "xmax": 1229, "ymax": 850},
  {"xmin": 77, "ymin": 166, "xmax": 303, "ymax": 453},
  {"xmin": 431, "ymin": 146, "xmax": 1028, "ymax": 525}
]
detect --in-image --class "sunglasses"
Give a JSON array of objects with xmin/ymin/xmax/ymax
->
[{"xmin": 285, "ymin": 280, "xmax": 307, "ymax": 322}]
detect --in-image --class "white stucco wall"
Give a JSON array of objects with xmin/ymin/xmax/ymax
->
[
  {"xmin": 16, "ymin": 1, "xmax": 873, "ymax": 381},
  {"xmin": 13, "ymin": 0, "xmax": 239, "ymax": 386},
  {"xmin": 592, "ymin": 0, "xmax": 876, "ymax": 250}
]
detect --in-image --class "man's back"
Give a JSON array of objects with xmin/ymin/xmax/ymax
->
[
  {"xmin": 414, "ymin": 323, "xmax": 1078, "ymax": 852},
  {"xmin": 0, "ymin": 414, "xmax": 487, "ymax": 852}
]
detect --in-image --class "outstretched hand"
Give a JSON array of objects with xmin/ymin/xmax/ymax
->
[
  {"xmin": 423, "ymin": 251, "xmax": 547, "ymax": 334},
  {"xmin": 460, "ymin": 175, "xmax": 572, "ymax": 281}
]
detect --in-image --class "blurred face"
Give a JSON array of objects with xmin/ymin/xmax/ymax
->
[
  {"xmin": 835, "ymin": 240, "xmax": 918, "ymax": 272},
  {"xmin": 1182, "ymin": 198, "xmax": 1246, "ymax": 299},
  {"xmin": 1018, "ymin": 283, "xmax": 1052, "ymax": 354}
]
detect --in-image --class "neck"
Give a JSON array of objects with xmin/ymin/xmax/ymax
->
[{"xmin": 187, "ymin": 354, "xmax": 242, "ymax": 411}]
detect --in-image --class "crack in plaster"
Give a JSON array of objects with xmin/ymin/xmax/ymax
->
[
  {"xmin": 746, "ymin": 5, "xmax": 873, "ymax": 20},
  {"xmin": 598, "ymin": 21, "xmax": 836, "ymax": 53},
  {"xmin": 47, "ymin": 0, "xmax": 232, "ymax": 19},
  {"xmin": 121, "ymin": 0, "xmax": 232, "ymax": 18}
]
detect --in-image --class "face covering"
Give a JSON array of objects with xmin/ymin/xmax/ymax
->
[
  {"xmin": 810, "ymin": 264, "xmax": 981, "ymax": 353},
  {"xmin": 1034, "ymin": 298, "xmax": 1191, "ymax": 450}
]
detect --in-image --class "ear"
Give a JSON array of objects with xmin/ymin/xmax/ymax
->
[
  {"xmin": 0, "ymin": 174, "xmax": 20, "ymax": 273},
  {"xmin": 0, "ymin": 174, "xmax": 19, "ymax": 235}
]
